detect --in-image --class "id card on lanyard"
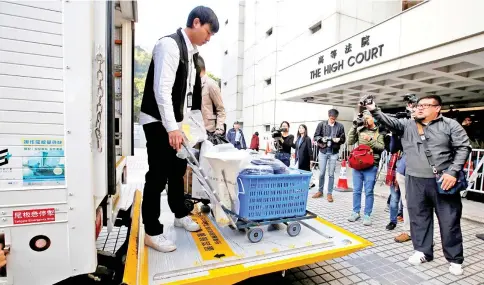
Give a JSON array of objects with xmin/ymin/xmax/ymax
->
[{"xmin": 186, "ymin": 58, "xmax": 193, "ymax": 109}]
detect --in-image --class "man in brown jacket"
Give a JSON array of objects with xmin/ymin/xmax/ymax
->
[{"xmin": 197, "ymin": 56, "xmax": 226, "ymax": 135}]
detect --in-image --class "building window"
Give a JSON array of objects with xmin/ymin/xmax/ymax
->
[
  {"xmin": 309, "ymin": 21, "xmax": 322, "ymax": 34},
  {"xmin": 265, "ymin": 125, "xmax": 270, "ymax": 132},
  {"xmin": 224, "ymin": 50, "xmax": 228, "ymax": 55},
  {"xmin": 266, "ymin": 27, "xmax": 273, "ymax": 37},
  {"xmin": 264, "ymin": 78, "xmax": 272, "ymax": 86},
  {"xmin": 225, "ymin": 19, "xmax": 228, "ymax": 25},
  {"xmin": 224, "ymin": 82, "xmax": 227, "ymax": 86}
]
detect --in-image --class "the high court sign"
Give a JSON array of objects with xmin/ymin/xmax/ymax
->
[
  {"xmin": 278, "ymin": 17, "xmax": 401, "ymax": 96},
  {"xmin": 310, "ymin": 36, "xmax": 385, "ymax": 80}
]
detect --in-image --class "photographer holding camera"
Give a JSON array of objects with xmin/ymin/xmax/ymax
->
[
  {"xmin": 312, "ymin": 109, "xmax": 346, "ymax": 202},
  {"xmin": 273, "ymin": 121, "xmax": 294, "ymax": 167},
  {"xmin": 362, "ymin": 94, "xmax": 471, "ymax": 276},
  {"xmin": 347, "ymin": 109, "xmax": 385, "ymax": 226}
]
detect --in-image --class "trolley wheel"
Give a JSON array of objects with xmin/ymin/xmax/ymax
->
[
  {"xmin": 286, "ymin": 222, "xmax": 301, "ymax": 237},
  {"xmin": 201, "ymin": 204, "xmax": 211, "ymax": 214},
  {"xmin": 184, "ymin": 200, "xmax": 195, "ymax": 213},
  {"xmin": 247, "ymin": 228, "xmax": 264, "ymax": 243}
]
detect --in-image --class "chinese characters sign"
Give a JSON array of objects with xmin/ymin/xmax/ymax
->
[
  {"xmin": 190, "ymin": 214, "xmax": 235, "ymax": 261},
  {"xmin": 13, "ymin": 208, "xmax": 56, "ymax": 224},
  {"xmin": 0, "ymin": 138, "xmax": 65, "ymax": 188},
  {"xmin": 309, "ymin": 35, "xmax": 385, "ymax": 80}
]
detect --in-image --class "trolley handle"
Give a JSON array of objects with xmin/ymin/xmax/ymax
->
[{"xmin": 237, "ymin": 177, "xmax": 245, "ymax": 195}]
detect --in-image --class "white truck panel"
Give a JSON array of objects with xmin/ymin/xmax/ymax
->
[
  {"xmin": 0, "ymin": 38, "xmax": 63, "ymax": 57},
  {"xmin": 0, "ymin": 62, "xmax": 63, "ymax": 80},
  {"xmin": 0, "ymin": 1, "xmax": 62, "ymax": 23},
  {"xmin": 0, "ymin": 74, "xmax": 63, "ymax": 90},
  {"xmin": 0, "ymin": 188, "xmax": 67, "ymax": 207},
  {"xmin": 1, "ymin": 1, "xmax": 63, "ymax": 12},
  {"xmin": 0, "ymin": 123, "xmax": 64, "ymax": 135},
  {"xmin": 0, "ymin": 87, "xmax": 63, "ymax": 102},
  {"xmin": 0, "ymin": 99, "xmax": 63, "ymax": 113},
  {"xmin": 0, "ymin": 50, "xmax": 63, "ymax": 69},
  {"xmin": 0, "ymin": 26, "xmax": 63, "ymax": 46},
  {"xmin": 0, "ymin": 14, "xmax": 61, "ymax": 34},
  {"xmin": 0, "ymin": 111, "xmax": 64, "ymax": 124}
]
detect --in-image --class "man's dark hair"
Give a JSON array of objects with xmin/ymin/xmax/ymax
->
[
  {"xmin": 197, "ymin": 55, "xmax": 205, "ymax": 71},
  {"xmin": 417, "ymin": 94, "xmax": 442, "ymax": 106},
  {"xmin": 187, "ymin": 6, "xmax": 219, "ymax": 33},
  {"xmin": 328, "ymin": 109, "xmax": 339, "ymax": 117}
]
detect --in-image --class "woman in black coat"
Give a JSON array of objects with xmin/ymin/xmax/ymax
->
[{"xmin": 295, "ymin": 124, "xmax": 313, "ymax": 171}]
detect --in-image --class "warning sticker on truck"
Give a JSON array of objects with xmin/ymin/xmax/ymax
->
[
  {"xmin": 13, "ymin": 208, "xmax": 55, "ymax": 225},
  {"xmin": 190, "ymin": 214, "xmax": 235, "ymax": 261}
]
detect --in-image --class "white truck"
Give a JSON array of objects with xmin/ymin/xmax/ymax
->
[{"xmin": 0, "ymin": 1, "xmax": 371, "ymax": 285}]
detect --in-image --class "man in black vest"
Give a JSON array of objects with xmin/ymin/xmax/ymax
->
[{"xmin": 139, "ymin": 6, "xmax": 219, "ymax": 253}]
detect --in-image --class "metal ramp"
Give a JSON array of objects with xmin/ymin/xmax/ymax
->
[{"xmin": 123, "ymin": 190, "xmax": 372, "ymax": 285}]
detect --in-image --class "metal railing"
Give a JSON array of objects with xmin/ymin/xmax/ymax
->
[{"xmin": 465, "ymin": 149, "xmax": 484, "ymax": 194}]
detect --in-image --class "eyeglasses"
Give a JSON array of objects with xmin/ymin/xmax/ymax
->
[{"xmin": 416, "ymin": 104, "xmax": 440, "ymax": 109}]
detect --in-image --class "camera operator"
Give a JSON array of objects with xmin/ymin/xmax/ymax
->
[
  {"xmin": 347, "ymin": 110, "xmax": 384, "ymax": 226},
  {"xmin": 312, "ymin": 109, "xmax": 346, "ymax": 202},
  {"xmin": 273, "ymin": 121, "xmax": 294, "ymax": 167},
  {"xmin": 362, "ymin": 94, "xmax": 471, "ymax": 276}
]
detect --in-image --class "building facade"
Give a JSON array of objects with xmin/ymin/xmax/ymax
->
[{"xmin": 220, "ymin": 0, "xmax": 403, "ymax": 146}]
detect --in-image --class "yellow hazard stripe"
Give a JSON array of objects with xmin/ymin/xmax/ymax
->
[
  {"xmin": 122, "ymin": 190, "xmax": 142, "ymax": 285},
  {"xmin": 190, "ymin": 213, "xmax": 236, "ymax": 261}
]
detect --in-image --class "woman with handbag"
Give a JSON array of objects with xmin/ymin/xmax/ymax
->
[{"xmin": 347, "ymin": 111, "xmax": 385, "ymax": 226}]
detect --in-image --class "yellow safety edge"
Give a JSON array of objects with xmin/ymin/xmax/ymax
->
[
  {"xmin": 116, "ymin": 156, "xmax": 126, "ymax": 169},
  {"xmin": 122, "ymin": 189, "xmax": 142, "ymax": 285},
  {"xmin": 124, "ymin": 190, "xmax": 373, "ymax": 285}
]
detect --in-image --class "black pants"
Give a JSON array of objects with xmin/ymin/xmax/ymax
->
[
  {"xmin": 142, "ymin": 122, "xmax": 189, "ymax": 236},
  {"xmin": 406, "ymin": 175, "xmax": 464, "ymax": 264}
]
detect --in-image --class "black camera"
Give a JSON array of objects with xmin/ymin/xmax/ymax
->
[
  {"xmin": 353, "ymin": 113, "xmax": 365, "ymax": 127},
  {"xmin": 403, "ymin": 93, "xmax": 418, "ymax": 105},
  {"xmin": 271, "ymin": 127, "xmax": 283, "ymax": 139},
  {"xmin": 359, "ymin": 94, "xmax": 375, "ymax": 107}
]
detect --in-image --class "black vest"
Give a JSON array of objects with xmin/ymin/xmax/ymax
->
[{"xmin": 141, "ymin": 28, "xmax": 202, "ymax": 122}]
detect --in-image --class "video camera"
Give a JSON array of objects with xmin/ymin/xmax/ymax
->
[
  {"xmin": 393, "ymin": 93, "xmax": 418, "ymax": 119},
  {"xmin": 271, "ymin": 127, "xmax": 283, "ymax": 139},
  {"xmin": 352, "ymin": 94, "xmax": 375, "ymax": 127}
]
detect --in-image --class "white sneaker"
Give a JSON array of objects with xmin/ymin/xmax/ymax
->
[
  {"xmin": 449, "ymin": 263, "xmax": 463, "ymax": 276},
  {"xmin": 408, "ymin": 251, "xmax": 428, "ymax": 265},
  {"xmin": 174, "ymin": 216, "xmax": 201, "ymax": 232},
  {"xmin": 144, "ymin": 234, "xmax": 176, "ymax": 252}
]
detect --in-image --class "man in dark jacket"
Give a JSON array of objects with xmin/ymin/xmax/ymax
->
[
  {"xmin": 139, "ymin": 6, "xmax": 219, "ymax": 253},
  {"xmin": 313, "ymin": 109, "xmax": 346, "ymax": 202},
  {"xmin": 363, "ymin": 94, "xmax": 471, "ymax": 276},
  {"xmin": 226, "ymin": 121, "xmax": 247, "ymax": 149}
]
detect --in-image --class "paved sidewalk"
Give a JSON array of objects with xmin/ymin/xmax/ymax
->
[{"xmin": 321, "ymin": 164, "xmax": 484, "ymax": 224}]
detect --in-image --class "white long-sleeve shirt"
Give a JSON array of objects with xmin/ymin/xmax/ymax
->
[{"xmin": 139, "ymin": 29, "xmax": 197, "ymax": 132}]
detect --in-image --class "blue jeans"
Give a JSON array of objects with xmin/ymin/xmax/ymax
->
[
  {"xmin": 390, "ymin": 184, "xmax": 401, "ymax": 224},
  {"xmin": 275, "ymin": 152, "xmax": 291, "ymax": 167},
  {"xmin": 318, "ymin": 152, "xmax": 339, "ymax": 194},
  {"xmin": 352, "ymin": 166, "xmax": 378, "ymax": 216}
]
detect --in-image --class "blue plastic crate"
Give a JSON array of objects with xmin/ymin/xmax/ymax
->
[{"xmin": 237, "ymin": 169, "xmax": 312, "ymax": 220}]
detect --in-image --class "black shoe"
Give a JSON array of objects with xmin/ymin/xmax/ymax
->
[
  {"xmin": 386, "ymin": 222, "xmax": 397, "ymax": 230},
  {"xmin": 477, "ymin": 234, "xmax": 484, "ymax": 241}
]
